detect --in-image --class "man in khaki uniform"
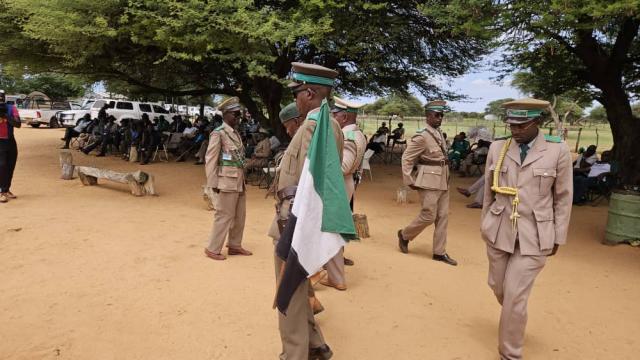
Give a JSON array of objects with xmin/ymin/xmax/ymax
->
[
  {"xmin": 203, "ymin": 97, "xmax": 252, "ymax": 261},
  {"xmin": 481, "ymin": 98, "xmax": 572, "ymax": 360},
  {"xmin": 321, "ymin": 96, "xmax": 367, "ymax": 291},
  {"xmin": 397, "ymin": 100, "xmax": 457, "ymax": 266},
  {"xmin": 245, "ymin": 128, "xmax": 272, "ymax": 172},
  {"xmin": 269, "ymin": 63, "xmax": 343, "ymax": 360}
]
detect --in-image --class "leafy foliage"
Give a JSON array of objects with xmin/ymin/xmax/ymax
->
[
  {"xmin": 0, "ymin": 70, "xmax": 86, "ymax": 99},
  {"xmin": 0, "ymin": 0, "xmax": 493, "ymax": 134},
  {"xmin": 484, "ymin": 98, "xmax": 515, "ymax": 116},
  {"xmin": 362, "ymin": 94, "xmax": 424, "ymax": 116},
  {"xmin": 494, "ymin": 0, "xmax": 640, "ymax": 185}
]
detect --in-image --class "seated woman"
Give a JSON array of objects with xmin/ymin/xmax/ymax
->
[
  {"xmin": 386, "ymin": 122, "xmax": 405, "ymax": 146},
  {"xmin": 573, "ymin": 150, "xmax": 611, "ymax": 205},
  {"xmin": 447, "ymin": 133, "xmax": 470, "ymax": 170}
]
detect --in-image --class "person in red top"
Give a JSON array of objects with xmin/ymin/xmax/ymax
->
[{"xmin": 0, "ymin": 90, "xmax": 21, "ymax": 203}]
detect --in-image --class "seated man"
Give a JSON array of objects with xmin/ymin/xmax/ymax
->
[
  {"xmin": 366, "ymin": 123, "xmax": 390, "ymax": 154},
  {"xmin": 377, "ymin": 121, "xmax": 390, "ymax": 136},
  {"xmin": 139, "ymin": 115, "xmax": 161, "ymax": 165},
  {"xmin": 573, "ymin": 150, "xmax": 611, "ymax": 205},
  {"xmin": 61, "ymin": 113, "xmax": 93, "ymax": 149},
  {"xmin": 244, "ymin": 129, "xmax": 272, "ymax": 172},
  {"xmin": 82, "ymin": 115, "xmax": 118, "ymax": 156},
  {"xmin": 459, "ymin": 139, "xmax": 491, "ymax": 177},
  {"xmin": 574, "ymin": 144, "xmax": 598, "ymax": 176},
  {"xmin": 447, "ymin": 132, "xmax": 470, "ymax": 170},
  {"xmin": 387, "ymin": 122, "xmax": 405, "ymax": 146},
  {"xmin": 154, "ymin": 115, "xmax": 171, "ymax": 133}
]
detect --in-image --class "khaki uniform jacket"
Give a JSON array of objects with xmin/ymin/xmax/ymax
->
[
  {"xmin": 205, "ymin": 122, "xmax": 246, "ymax": 193},
  {"xmin": 276, "ymin": 108, "xmax": 344, "ymax": 192},
  {"xmin": 253, "ymin": 138, "xmax": 272, "ymax": 159},
  {"xmin": 401, "ymin": 124, "xmax": 450, "ymax": 191},
  {"xmin": 481, "ymin": 131, "xmax": 573, "ymax": 256},
  {"xmin": 268, "ymin": 107, "xmax": 343, "ymax": 240},
  {"xmin": 342, "ymin": 124, "xmax": 367, "ymax": 200}
]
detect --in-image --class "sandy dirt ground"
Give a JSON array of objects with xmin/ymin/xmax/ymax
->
[{"xmin": 1, "ymin": 128, "xmax": 639, "ymax": 360}]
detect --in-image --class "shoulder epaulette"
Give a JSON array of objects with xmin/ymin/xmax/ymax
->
[
  {"xmin": 544, "ymin": 135, "xmax": 562, "ymax": 143},
  {"xmin": 416, "ymin": 128, "xmax": 426, "ymax": 133},
  {"xmin": 345, "ymin": 130, "xmax": 356, "ymax": 141}
]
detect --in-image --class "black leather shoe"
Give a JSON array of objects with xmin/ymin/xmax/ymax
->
[
  {"xmin": 398, "ymin": 230, "xmax": 409, "ymax": 254},
  {"xmin": 309, "ymin": 344, "xmax": 333, "ymax": 360},
  {"xmin": 433, "ymin": 253, "xmax": 458, "ymax": 266},
  {"xmin": 344, "ymin": 257, "xmax": 354, "ymax": 266}
]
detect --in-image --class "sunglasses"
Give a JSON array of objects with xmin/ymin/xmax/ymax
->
[{"xmin": 291, "ymin": 87, "xmax": 316, "ymax": 99}]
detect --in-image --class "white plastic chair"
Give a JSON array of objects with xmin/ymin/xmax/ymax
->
[{"xmin": 361, "ymin": 149, "xmax": 375, "ymax": 181}]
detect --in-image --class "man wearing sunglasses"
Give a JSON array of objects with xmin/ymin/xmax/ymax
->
[
  {"xmin": 268, "ymin": 62, "xmax": 343, "ymax": 360},
  {"xmin": 397, "ymin": 100, "xmax": 458, "ymax": 266},
  {"xmin": 481, "ymin": 98, "xmax": 572, "ymax": 360},
  {"xmin": 203, "ymin": 97, "xmax": 252, "ymax": 261}
]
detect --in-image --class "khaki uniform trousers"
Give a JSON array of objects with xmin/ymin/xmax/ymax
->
[
  {"xmin": 487, "ymin": 243, "xmax": 547, "ymax": 360},
  {"xmin": 206, "ymin": 191, "xmax": 246, "ymax": 253},
  {"xmin": 401, "ymin": 189, "xmax": 449, "ymax": 256},
  {"xmin": 325, "ymin": 174, "xmax": 355, "ymax": 286},
  {"xmin": 273, "ymin": 240, "xmax": 326, "ymax": 360},
  {"xmin": 468, "ymin": 176, "xmax": 485, "ymax": 205}
]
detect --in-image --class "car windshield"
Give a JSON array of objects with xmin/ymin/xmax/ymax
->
[{"xmin": 82, "ymin": 101, "xmax": 95, "ymax": 110}]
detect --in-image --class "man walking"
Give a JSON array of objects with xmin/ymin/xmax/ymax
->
[
  {"xmin": 203, "ymin": 97, "xmax": 252, "ymax": 261},
  {"xmin": 269, "ymin": 62, "xmax": 342, "ymax": 360},
  {"xmin": 481, "ymin": 98, "xmax": 572, "ymax": 359},
  {"xmin": 321, "ymin": 96, "xmax": 367, "ymax": 291},
  {"xmin": 0, "ymin": 90, "xmax": 21, "ymax": 203},
  {"xmin": 397, "ymin": 100, "xmax": 457, "ymax": 266}
]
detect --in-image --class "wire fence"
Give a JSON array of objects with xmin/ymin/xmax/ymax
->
[{"xmin": 358, "ymin": 115, "xmax": 613, "ymax": 153}]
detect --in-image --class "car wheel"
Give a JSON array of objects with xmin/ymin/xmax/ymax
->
[
  {"xmin": 49, "ymin": 117, "xmax": 60, "ymax": 128},
  {"xmin": 30, "ymin": 123, "xmax": 41, "ymax": 128}
]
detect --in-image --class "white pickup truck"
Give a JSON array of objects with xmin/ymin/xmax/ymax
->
[
  {"xmin": 58, "ymin": 99, "xmax": 177, "ymax": 127},
  {"xmin": 18, "ymin": 97, "xmax": 79, "ymax": 128}
]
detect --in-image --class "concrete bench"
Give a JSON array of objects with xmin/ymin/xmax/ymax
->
[{"xmin": 76, "ymin": 166, "xmax": 157, "ymax": 196}]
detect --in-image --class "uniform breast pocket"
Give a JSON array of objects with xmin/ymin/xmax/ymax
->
[
  {"xmin": 533, "ymin": 168, "xmax": 556, "ymax": 195},
  {"xmin": 217, "ymin": 166, "xmax": 240, "ymax": 191},
  {"xmin": 489, "ymin": 163, "xmax": 508, "ymax": 183},
  {"xmin": 416, "ymin": 165, "xmax": 443, "ymax": 190},
  {"xmin": 283, "ymin": 150, "xmax": 299, "ymax": 176}
]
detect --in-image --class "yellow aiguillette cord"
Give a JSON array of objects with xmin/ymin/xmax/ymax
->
[{"xmin": 490, "ymin": 138, "xmax": 520, "ymax": 230}]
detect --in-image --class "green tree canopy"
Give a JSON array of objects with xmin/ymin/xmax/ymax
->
[
  {"xmin": 363, "ymin": 94, "xmax": 424, "ymax": 116},
  {"xmin": 494, "ymin": 0, "xmax": 640, "ymax": 185},
  {"xmin": 484, "ymin": 98, "xmax": 515, "ymax": 117},
  {"xmin": 0, "ymin": 0, "xmax": 492, "ymax": 137},
  {"xmin": 0, "ymin": 70, "xmax": 86, "ymax": 99}
]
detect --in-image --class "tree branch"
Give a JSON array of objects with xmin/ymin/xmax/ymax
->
[{"xmin": 610, "ymin": 17, "xmax": 640, "ymax": 70}]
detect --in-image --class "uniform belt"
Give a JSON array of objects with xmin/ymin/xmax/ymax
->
[
  {"xmin": 276, "ymin": 185, "xmax": 297, "ymax": 202},
  {"xmin": 220, "ymin": 160, "xmax": 244, "ymax": 167},
  {"xmin": 419, "ymin": 159, "xmax": 450, "ymax": 166}
]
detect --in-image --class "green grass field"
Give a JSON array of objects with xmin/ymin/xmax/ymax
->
[{"xmin": 357, "ymin": 115, "xmax": 613, "ymax": 153}]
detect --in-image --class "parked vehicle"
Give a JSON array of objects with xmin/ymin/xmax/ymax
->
[
  {"xmin": 58, "ymin": 99, "xmax": 177, "ymax": 127},
  {"xmin": 17, "ymin": 91, "xmax": 74, "ymax": 128}
]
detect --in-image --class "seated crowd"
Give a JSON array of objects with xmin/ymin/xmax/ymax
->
[{"xmin": 60, "ymin": 108, "xmax": 282, "ymax": 171}]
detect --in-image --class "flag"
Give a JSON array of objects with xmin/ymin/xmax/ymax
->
[{"xmin": 276, "ymin": 99, "xmax": 356, "ymax": 314}]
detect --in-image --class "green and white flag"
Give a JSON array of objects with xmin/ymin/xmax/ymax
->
[{"xmin": 276, "ymin": 99, "xmax": 356, "ymax": 314}]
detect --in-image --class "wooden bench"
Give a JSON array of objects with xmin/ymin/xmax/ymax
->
[{"xmin": 76, "ymin": 166, "xmax": 157, "ymax": 196}]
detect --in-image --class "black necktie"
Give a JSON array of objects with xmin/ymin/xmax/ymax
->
[{"xmin": 519, "ymin": 143, "xmax": 529, "ymax": 164}]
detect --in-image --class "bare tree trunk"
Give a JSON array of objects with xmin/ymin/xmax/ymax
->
[{"xmin": 600, "ymin": 85, "xmax": 640, "ymax": 186}]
